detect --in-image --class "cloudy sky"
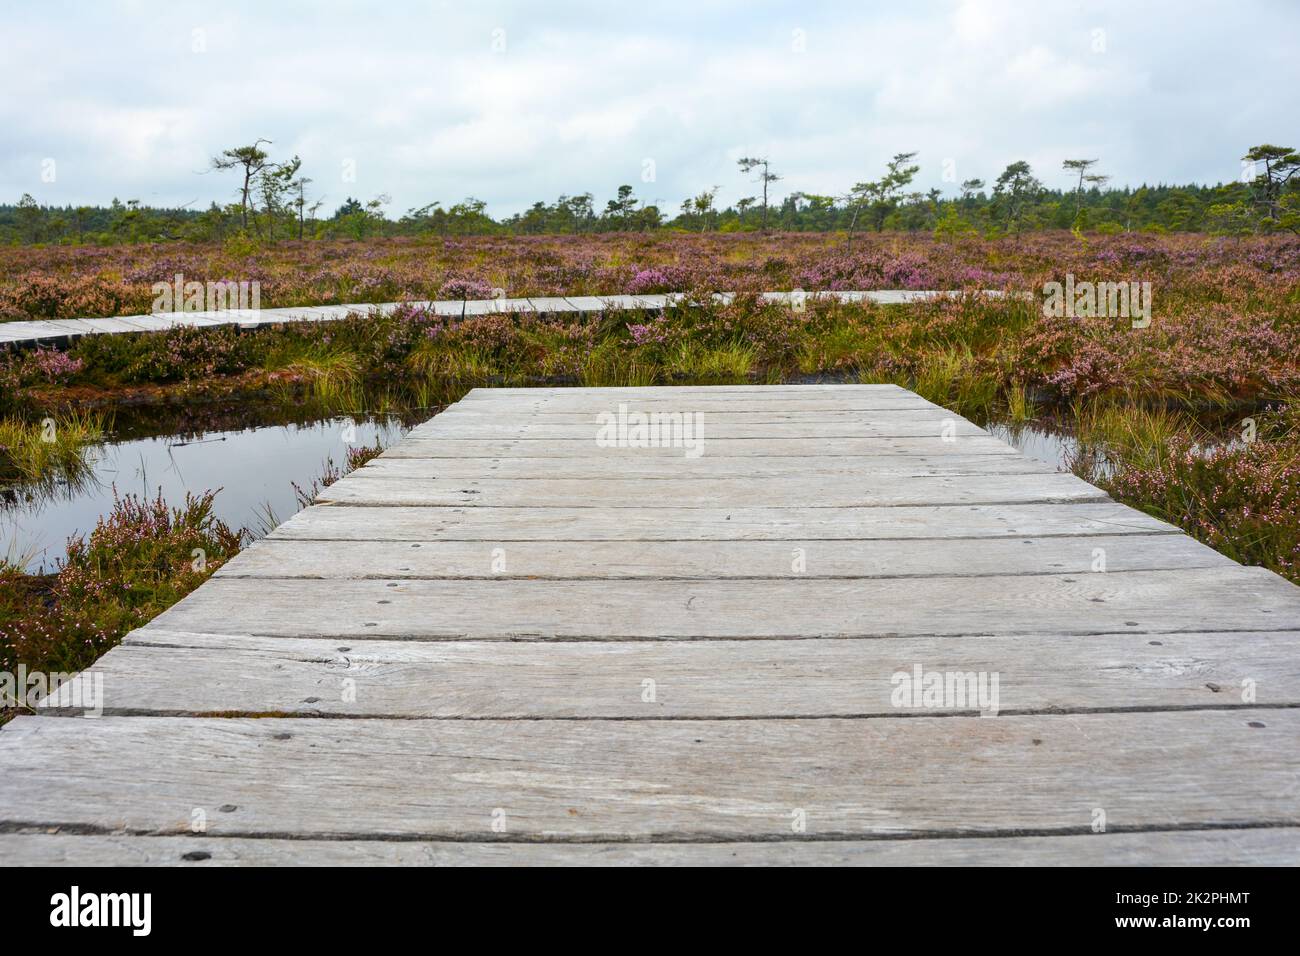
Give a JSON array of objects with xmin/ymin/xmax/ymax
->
[{"xmin": 3, "ymin": 0, "xmax": 1296, "ymax": 217}]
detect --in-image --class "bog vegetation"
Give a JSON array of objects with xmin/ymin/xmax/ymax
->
[{"xmin": 1, "ymin": 198, "xmax": 1298, "ymax": 717}]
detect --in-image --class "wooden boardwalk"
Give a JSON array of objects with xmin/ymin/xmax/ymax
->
[
  {"xmin": 0, "ymin": 290, "xmax": 1011, "ymax": 348},
  {"xmin": 3, "ymin": 384, "xmax": 1300, "ymax": 865}
]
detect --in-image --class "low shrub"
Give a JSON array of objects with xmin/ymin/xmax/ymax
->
[{"xmin": 0, "ymin": 490, "xmax": 246, "ymax": 719}]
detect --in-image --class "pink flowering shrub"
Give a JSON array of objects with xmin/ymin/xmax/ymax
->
[
  {"xmin": 626, "ymin": 316, "xmax": 669, "ymax": 346},
  {"xmin": 21, "ymin": 348, "xmax": 85, "ymax": 384},
  {"xmin": 127, "ymin": 325, "xmax": 254, "ymax": 382},
  {"xmin": 626, "ymin": 266, "xmax": 691, "ymax": 294},
  {"xmin": 0, "ymin": 230, "xmax": 1293, "ymax": 416},
  {"xmin": 438, "ymin": 276, "xmax": 494, "ymax": 300},
  {"xmin": 0, "ymin": 490, "xmax": 245, "ymax": 688},
  {"xmin": 1, "ymin": 231, "xmax": 1294, "ymax": 320},
  {"xmin": 1104, "ymin": 434, "xmax": 1300, "ymax": 583}
]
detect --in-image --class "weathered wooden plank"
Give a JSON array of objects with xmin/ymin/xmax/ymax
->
[
  {"xmin": 382, "ymin": 436, "xmax": 1019, "ymax": 457},
  {"xmin": 72, "ymin": 627, "xmax": 1299, "ymax": 717},
  {"xmin": 282, "ymin": 303, "xmax": 357, "ymax": 319},
  {"xmin": 269, "ymin": 500, "xmax": 1175, "ymax": 542},
  {"xmin": 563, "ymin": 296, "xmax": 610, "ymax": 312},
  {"xmin": 1, "ymin": 710, "xmax": 1295, "ymax": 839},
  {"xmin": 447, "ymin": 396, "xmax": 940, "ymax": 411},
  {"xmin": 453, "ymin": 396, "xmax": 935, "ymax": 410},
  {"xmin": 146, "ymin": 567, "xmax": 1297, "ymax": 640},
  {"xmin": 527, "ymin": 297, "xmax": 580, "ymax": 313},
  {"xmin": 598, "ymin": 294, "xmax": 643, "ymax": 310},
  {"xmin": 440, "ymin": 412, "xmax": 951, "ymax": 427},
  {"xmin": 315, "ymin": 472, "xmax": 1106, "ymax": 507},
  {"xmin": 227, "ymin": 311, "xmax": 265, "ymax": 328},
  {"xmin": 82, "ymin": 316, "xmax": 163, "ymax": 333},
  {"xmin": 214, "ymin": 533, "xmax": 1231, "ymax": 580},
  {"xmin": 258, "ymin": 306, "xmax": 332, "ymax": 322},
  {"xmin": 0, "ymin": 322, "xmax": 38, "ymax": 340},
  {"xmin": 441, "ymin": 391, "xmax": 939, "ymax": 406},
  {"xmin": 428, "ymin": 299, "xmax": 487, "ymax": 316},
  {"xmin": 758, "ymin": 291, "xmax": 955, "ymax": 306},
  {"xmin": 30, "ymin": 319, "xmax": 106, "ymax": 337},
  {"xmin": 0, "ymin": 320, "xmax": 84, "ymax": 339},
  {"xmin": 457, "ymin": 385, "xmax": 918, "ymax": 397},
  {"xmin": 166, "ymin": 311, "xmax": 233, "ymax": 328},
  {"xmin": 4, "ymin": 828, "xmax": 1297, "ymax": 866},
  {"xmin": 437, "ymin": 406, "xmax": 944, "ymax": 422},
  {"xmin": 461, "ymin": 384, "xmax": 911, "ymax": 397},
  {"xmin": 361, "ymin": 453, "xmax": 1055, "ymax": 479},
  {"xmin": 410, "ymin": 420, "xmax": 989, "ymax": 440},
  {"xmin": 491, "ymin": 298, "xmax": 537, "ymax": 314},
  {"xmin": 118, "ymin": 314, "xmax": 181, "ymax": 332}
]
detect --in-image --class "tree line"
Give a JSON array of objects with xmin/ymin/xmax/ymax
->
[{"xmin": 2, "ymin": 142, "xmax": 1295, "ymax": 245}]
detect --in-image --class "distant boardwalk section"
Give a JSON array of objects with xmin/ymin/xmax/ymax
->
[{"xmin": 0, "ymin": 289, "xmax": 1018, "ymax": 348}]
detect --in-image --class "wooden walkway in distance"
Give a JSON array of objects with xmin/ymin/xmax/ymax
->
[
  {"xmin": 0, "ymin": 290, "xmax": 1012, "ymax": 348},
  {"xmin": 3, "ymin": 384, "xmax": 1300, "ymax": 865}
]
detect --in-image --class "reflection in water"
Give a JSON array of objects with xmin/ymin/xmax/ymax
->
[
  {"xmin": 1, "ymin": 415, "xmax": 410, "ymax": 572},
  {"xmin": 985, "ymin": 421, "xmax": 1081, "ymax": 472},
  {"xmin": 988, "ymin": 415, "xmax": 1238, "ymax": 479},
  {"xmin": 0, "ymin": 458, "xmax": 100, "ymax": 515}
]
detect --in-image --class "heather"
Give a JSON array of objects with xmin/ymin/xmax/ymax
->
[
  {"xmin": 0, "ymin": 491, "xmax": 245, "ymax": 721},
  {"xmin": 2, "ymin": 234, "xmax": 1297, "ymax": 461},
  {"xmin": 1098, "ymin": 409, "xmax": 1300, "ymax": 582},
  {"xmin": 1, "ymin": 231, "xmax": 1298, "ymax": 321},
  {"xmin": 0, "ymin": 435, "xmax": 385, "ymax": 722},
  {"xmin": 2, "ymin": 233, "xmax": 1296, "ymax": 423}
]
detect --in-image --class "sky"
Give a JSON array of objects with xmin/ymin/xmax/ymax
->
[{"xmin": 2, "ymin": 0, "xmax": 1297, "ymax": 218}]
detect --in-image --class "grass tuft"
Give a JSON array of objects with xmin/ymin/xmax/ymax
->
[{"xmin": 0, "ymin": 411, "xmax": 107, "ymax": 485}]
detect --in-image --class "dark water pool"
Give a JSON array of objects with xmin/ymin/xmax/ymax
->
[
  {"xmin": 986, "ymin": 421, "xmax": 1079, "ymax": 471},
  {"xmin": 2, "ymin": 414, "xmax": 411, "ymax": 572},
  {"xmin": 4, "ymin": 404, "xmax": 1084, "ymax": 573}
]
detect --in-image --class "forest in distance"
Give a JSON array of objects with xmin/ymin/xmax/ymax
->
[{"xmin": 3, "ymin": 142, "xmax": 1297, "ymax": 245}]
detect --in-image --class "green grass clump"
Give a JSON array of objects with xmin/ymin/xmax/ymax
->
[
  {"xmin": 267, "ymin": 346, "xmax": 363, "ymax": 402},
  {"xmin": 666, "ymin": 341, "xmax": 756, "ymax": 383},
  {"xmin": 0, "ymin": 411, "xmax": 107, "ymax": 484},
  {"xmin": 1069, "ymin": 400, "xmax": 1195, "ymax": 477},
  {"xmin": 796, "ymin": 322, "xmax": 876, "ymax": 375},
  {"xmin": 910, "ymin": 347, "xmax": 1000, "ymax": 419},
  {"xmin": 1003, "ymin": 384, "xmax": 1035, "ymax": 424},
  {"xmin": 580, "ymin": 343, "xmax": 658, "ymax": 387}
]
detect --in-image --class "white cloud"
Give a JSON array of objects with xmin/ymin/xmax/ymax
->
[{"xmin": 0, "ymin": 0, "xmax": 1295, "ymax": 214}]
